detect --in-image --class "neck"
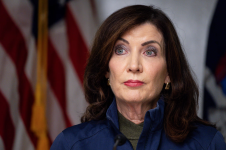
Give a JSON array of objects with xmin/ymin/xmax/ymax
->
[{"xmin": 116, "ymin": 99, "xmax": 157, "ymax": 124}]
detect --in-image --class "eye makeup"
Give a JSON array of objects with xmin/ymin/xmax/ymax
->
[
  {"xmin": 145, "ymin": 46, "xmax": 157, "ymax": 55},
  {"xmin": 114, "ymin": 44, "xmax": 128, "ymax": 55},
  {"xmin": 143, "ymin": 46, "xmax": 158, "ymax": 57}
]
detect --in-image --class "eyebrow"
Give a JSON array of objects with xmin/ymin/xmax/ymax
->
[
  {"xmin": 118, "ymin": 38, "xmax": 162, "ymax": 49},
  {"xmin": 118, "ymin": 38, "xmax": 129, "ymax": 44},
  {"xmin": 141, "ymin": 40, "xmax": 162, "ymax": 48}
]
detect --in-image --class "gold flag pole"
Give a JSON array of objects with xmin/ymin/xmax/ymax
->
[{"xmin": 31, "ymin": 0, "xmax": 49, "ymax": 149}]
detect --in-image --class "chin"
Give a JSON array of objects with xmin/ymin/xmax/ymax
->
[{"xmin": 121, "ymin": 95, "xmax": 146, "ymax": 103}]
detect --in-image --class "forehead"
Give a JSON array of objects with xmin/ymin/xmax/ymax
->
[{"xmin": 120, "ymin": 23, "xmax": 163, "ymax": 43}]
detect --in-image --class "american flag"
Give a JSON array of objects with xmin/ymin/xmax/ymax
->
[
  {"xmin": 204, "ymin": 0, "xmax": 226, "ymax": 142},
  {"xmin": 0, "ymin": 0, "xmax": 97, "ymax": 149}
]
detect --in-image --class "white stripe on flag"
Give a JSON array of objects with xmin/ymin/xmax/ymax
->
[
  {"xmin": 0, "ymin": 43, "xmax": 19, "ymax": 126},
  {"xmin": 205, "ymin": 67, "xmax": 226, "ymax": 107},
  {"xmin": 47, "ymin": 84, "xmax": 66, "ymax": 141},
  {"xmin": 25, "ymin": 36, "xmax": 37, "ymax": 92},
  {"xmin": 2, "ymin": 0, "xmax": 33, "ymax": 51},
  {"xmin": 66, "ymin": 61, "xmax": 87, "ymax": 125},
  {"xmin": 12, "ymin": 119, "xmax": 35, "ymax": 150},
  {"xmin": 49, "ymin": 20, "xmax": 69, "ymax": 64},
  {"xmin": 0, "ymin": 43, "xmax": 35, "ymax": 150},
  {"xmin": 0, "ymin": 136, "xmax": 5, "ymax": 150},
  {"xmin": 49, "ymin": 19, "xmax": 87, "ymax": 125},
  {"xmin": 68, "ymin": 0, "xmax": 98, "ymax": 48},
  {"xmin": 3, "ymin": 0, "xmax": 36, "ymax": 92}
]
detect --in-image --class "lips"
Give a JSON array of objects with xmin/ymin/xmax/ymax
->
[{"xmin": 124, "ymin": 80, "xmax": 144, "ymax": 87}]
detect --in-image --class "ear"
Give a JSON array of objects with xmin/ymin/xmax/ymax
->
[
  {"xmin": 164, "ymin": 74, "xmax": 170, "ymax": 83},
  {"xmin": 105, "ymin": 72, "xmax": 109, "ymax": 78}
]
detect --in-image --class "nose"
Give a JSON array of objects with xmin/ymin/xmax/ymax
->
[{"xmin": 127, "ymin": 53, "xmax": 143, "ymax": 73}]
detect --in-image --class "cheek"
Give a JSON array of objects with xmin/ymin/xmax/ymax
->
[
  {"xmin": 108, "ymin": 59, "xmax": 117, "ymax": 75},
  {"xmin": 108, "ymin": 57, "xmax": 127, "ymax": 96},
  {"xmin": 145, "ymin": 60, "xmax": 167, "ymax": 82},
  {"xmin": 108, "ymin": 57, "xmax": 126, "ymax": 79},
  {"xmin": 145, "ymin": 65, "xmax": 167, "ymax": 99}
]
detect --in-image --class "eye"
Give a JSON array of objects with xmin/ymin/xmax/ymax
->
[
  {"xmin": 144, "ymin": 47, "xmax": 157, "ymax": 56},
  {"xmin": 114, "ymin": 45, "xmax": 127, "ymax": 55},
  {"xmin": 145, "ymin": 50, "xmax": 155, "ymax": 56}
]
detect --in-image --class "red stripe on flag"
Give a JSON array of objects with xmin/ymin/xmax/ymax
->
[
  {"xmin": 66, "ymin": 5, "xmax": 89, "ymax": 85},
  {"xmin": 0, "ymin": 91, "xmax": 15, "ymax": 150},
  {"xmin": 0, "ymin": 1, "xmax": 37, "ymax": 147},
  {"xmin": 48, "ymin": 38, "xmax": 72, "ymax": 127},
  {"xmin": 215, "ymin": 53, "xmax": 226, "ymax": 83}
]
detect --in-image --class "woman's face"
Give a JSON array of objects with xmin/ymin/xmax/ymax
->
[{"xmin": 106, "ymin": 23, "xmax": 170, "ymax": 106}]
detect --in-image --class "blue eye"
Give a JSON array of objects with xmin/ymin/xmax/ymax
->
[
  {"xmin": 114, "ymin": 45, "xmax": 127, "ymax": 55},
  {"xmin": 116, "ymin": 49, "xmax": 125, "ymax": 54},
  {"xmin": 144, "ymin": 47, "xmax": 157, "ymax": 56},
  {"xmin": 145, "ymin": 50, "xmax": 154, "ymax": 56}
]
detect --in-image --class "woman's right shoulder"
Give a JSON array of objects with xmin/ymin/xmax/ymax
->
[
  {"xmin": 50, "ymin": 119, "xmax": 109, "ymax": 150},
  {"xmin": 188, "ymin": 123, "xmax": 226, "ymax": 149}
]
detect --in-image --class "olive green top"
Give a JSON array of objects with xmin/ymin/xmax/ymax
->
[{"xmin": 118, "ymin": 111, "xmax": 144, "ymax": 150}]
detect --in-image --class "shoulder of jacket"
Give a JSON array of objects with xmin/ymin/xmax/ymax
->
[
  {"xmin": 61, "ymin": 119, "xmax": 109, "ymax": 148},
  {"xmin": 188, "ymin": 123, "xmax": 218, "ymax": 149}
]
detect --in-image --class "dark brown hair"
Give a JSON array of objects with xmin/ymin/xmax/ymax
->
[{"xmin": 81, "ymin": 5, "xmax": 213, "ymax": 143}]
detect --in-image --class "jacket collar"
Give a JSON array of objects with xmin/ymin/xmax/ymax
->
[
  {"xmin": 106, "ymin": 97, "xmax": 120, "ymax": 129},
  {"xmin": 106, "ymin": 96, "xmax": 165, "ymax": 131}
]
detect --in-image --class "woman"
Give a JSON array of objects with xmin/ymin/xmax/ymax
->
[{"xmin": 51, "ymin": 5, "xmax": 226, "ymax": 150}]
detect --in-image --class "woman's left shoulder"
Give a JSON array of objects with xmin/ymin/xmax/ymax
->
[{"xmin": 188, "ymin": 123, "xmax": 226, "ymax": 149}]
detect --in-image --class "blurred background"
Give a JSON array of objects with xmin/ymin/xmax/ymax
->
[{"xmin": 0, "ymin": 0, "xmax": 225, "ymax": 149}]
